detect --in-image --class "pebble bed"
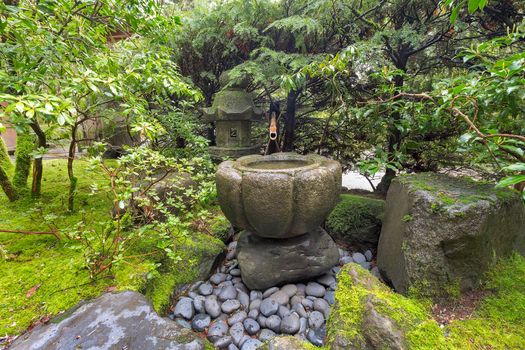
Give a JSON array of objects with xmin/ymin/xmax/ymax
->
[{"xmin": 169, "ymin": 241, "xmax": 379, "ymax": 350}]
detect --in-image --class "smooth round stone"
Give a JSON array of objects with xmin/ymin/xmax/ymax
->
[
  {"xmin": 280, "ymin": 312, "xmax": 300, "ymax": 334},
  {"xmin": 192, "ymin": 314, "xmax": 211, "ymax": 332},
  {"xmin": 188, "ymin": 291, "xmax": 199, "ymax": 299},
  {"xmin": 269, "ymin": 290, "xmax": 290, "ymax": 305},
  {"xmin": 213, "ymin": 288, "xmax": 221, "ymax": 296},
  {"xmin": 237, "ymin": 290, "xmax": 250, "ymax": 308},
  {"xmin": 331, "ymin": 266, "xmax": 341, "ymax": 274},
  {"xmin": 324, "ymin": 291, "xmax": 335, "ymax": 305},
  {"xmin": 352, "ymin": 252, "xmax": 366, "ymax": 264},
  {"xmin": 258, "ymin": 328, "xmax": 276, "ymax": 342},
  {"xmin": 235, "ymin": 282, "xmax": 249, "ymax": 294},
  {"xmin": 230, "ymin": 268, "xmax": 242, "ymax": 276},
  {"xmin": 210, "ymin": 273, "xmax": 228, "ymax": 285},
  {"xmin": 241, "ymin": 339, "xmax": 263, "ymax": 350},
  {"xmin": 219, "ymin": 285, "xmax": 238, "ymax": 302},
  {"xmin": 228, "ymin": 241, "xmax": 238, "ymax": 251},
  {"xmin": 360, "ymin": 261, "xmax": 371, "ymax": 270},
  {"xmin": 227, "ymin": 310, "xmax": 247, "ymax": 326},
  {"xmin": 226, "ymin": 275, "xmax": 233, "ymax": 281},
  {"xmin": 313, "ymin": 298, "xmax": 330, "ymax": 317},
  {"xmin": 371, "ymin": 266, "xmax": 382, "ymax": 279},
  {"xmin": 263, "ymin": 287, "xmax": 279, "ymax": 298},
  {"xmin": 193, "ymin": 295, "xmax": 206, "ymax": 314},
  {"xmin": 243, "ymin": 318, "xmax": 260, "ymax": 335},
  {"xmin": 306, "ymin": 282, "xmax": 326, "ymax": 297},
  {"xmin": 292, "ymin": 303, "xmax": 308, "ymax": 318},
  {"xmin": 299, "ymin": 317, "xmax": 307, "ymax": 334},
  {"xmin": 232, "ymin": 277, "xmax": 243, "ymax": 284},
  {"xmin": 207, "ymin": 320, "xmax": 229, "ymax": 342},
  {"xmin": 278, "ymin": 305, "xmax": 291, "ymax": 318},
  {"xmin": 301, "ymin": 298, "xmax": 313, "ymax": 309},
  {"xmin": 228, "ymin": 343, "xmax": 239, "ymax": 350},
  {"xmin": 222, "ymin": 299, "xmax": 241, "ymax": 314},
  {"xmin": 226, "ymin": 249, "xmax": 236, "ymax": 261},
  {"xmin": 281, "ymin": 284, "xmax": 298, "ymax": 297},
  {"xmin": 365, "ymin": 250, "xmax": 373, "ymax": 261},
  {"xmin": 260, "ymin": 298, "xmax": 279, "ymax": 316},
  {"xmin": 290, "ymin": 295, "xmax": 302, "ymax": 306},
  {"xmin": 317, "ymin": 274, "xmax": 336, "ymax": 287},
  {"xmin": 249, "ymin": 299, "xmax": 261, "ymax": 311},
  {"xmin": 239, "ymin": 335, "xmax": 251, "ymax": 348},
  {"xmin": 205, "ymin": 295, "xmax": 222, "ymax": 318},
  {"xmin": 214, "ymin": 336, "xmax": 233, "ymax": 348},
  {"xmin": 229, "ymin": 322, "xmax": 244, "ymax": 346},
  {"xmin": 340, "ymin": 255, "xmax": 353, "ymax": 265},
  {"xmin": 248, "ymin": 309, "xmax": 259, "ymax": 319},
  {"xmin": 174, "ymin": 297, "xmax": 194, "ymax": 320},
  {"xmin": 307, "ymin": 326, "xmax": 326, "ymax": 346},
  {"xmin": 296, "ymin": 283, "xmax": 306, "ymax": 295},
  {"xmin": 219, "ymin": 280, "xmax": 234, "ymax": 288},
  {"xmin": 265, "ymin": 315, "xmax": 281, "ymax": 332},
  {"xmin": 257, "ymin": 315, "xmax": 267, "ymax": 328},
  {"xmin": 250, "ymin": 290, "xmax": 262, "ymax": 301},
  {"xmin": 175, "ymin": 318, "xmax": 191, "ymax": 329},
  {"xmin": 308, "ymin": 311, "xmax": 325, "ymax": 329}
]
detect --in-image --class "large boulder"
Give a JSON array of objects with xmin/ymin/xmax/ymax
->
[
  {"xmin": 328, "ymin": 264, "xmax": 444, "ymax": 350},
  {"xmin": 377, "ymin": 173, "xmax": 525, "ymax": 296},
  {"xmin": 326, "ymin": 194, "xmax": 384, "ymax": 250},
  {"xmin": 237, "ymin": 227, "xmax": 340, "ymax": 290},
  {"xmin": 9, "ymin": 291, "xmax": 210, "ymax": 350}
]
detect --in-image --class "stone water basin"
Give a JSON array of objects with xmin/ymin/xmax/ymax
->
[{"xmin": 216, "ymin": 153, "xmax": 342, "ymax": 239}]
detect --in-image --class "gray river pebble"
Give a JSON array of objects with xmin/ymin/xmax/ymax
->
[
  {"xmin": 229, "ymin": 322, "xmax": 244, "ymax": 345},
  {"xmin": 259, "ymin": 328, "xmax": 276, "ymax": 342},
  {"xmin": 309, "ymin": 310, "xmax": 325, "ymax": 329},
  {"xmin": 352, "ymin": 252, "xmax": 366, "ymax": 264},
  {"xmin": 241, "ymin": 339, "xmax": 263, "ymax": 350},
  {"xmin": 263, "ymin": 286, "xmax": 279, "ymax": 298},
  {"xmin": 210, "ymin": 273, "xmax": 228, "ymax": 285},
  {"xmin": 266, "ymin": 314, "xmax": 281, "ymax": 332},
  {"xmin": 221, "ymin": 299, "xmax": 241, "ymax": 314},
  {"xmin": 192, "ymin": 313, "xmax": 211, "ymax": 332},
  {"xmin": 280, "ymin": 312, "xmax": 300, "ymax": 334},
  {"xmin": 174, "ymin": 297, "xmax": 194, "ymax": 320},
  {"xmin": 243, "ymin": 318, "xmax": 260, "ymax": 335},
  {"xmin": 219, "ymin": 285, "xmax": 238, "ymax": 302},
  {"xmin": 227, "ymin": 310, "xmax": 247, "ymax": 326},
  {"xmin": 306, "ymin": 282, "xmax": 326, "ymax": 297},
  {"xmin": 204, "ymin": 295, "xmax": 221, "ymax": 318},
  {"xmin": 260, "ymin": 298, "xmax": 279, "ymax": 316}
]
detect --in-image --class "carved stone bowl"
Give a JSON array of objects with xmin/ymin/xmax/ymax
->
[{"xmin": 216, "ymin": 153, "xmax": 342, "ymax": 239}]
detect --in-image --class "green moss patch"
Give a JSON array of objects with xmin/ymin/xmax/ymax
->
[
  {"xmin": 0, "ymin": 159, "xmax": 224, "ymax": 336},
  {"xmin": 325, "ymin": 194, "xmax": 384, "ymax": 248},
  {"xmin": 328, "ymin": 255, "xmax": 525, "ymax": 349}
]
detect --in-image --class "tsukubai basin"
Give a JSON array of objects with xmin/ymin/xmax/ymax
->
[{"xmin": 216, "ymin": 153, "xmax": 342, "ymax": 239}]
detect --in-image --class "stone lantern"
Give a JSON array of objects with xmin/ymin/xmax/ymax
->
[{"xmin": 203, "ymin": 72, "xmax": 262, "ymax": 159}]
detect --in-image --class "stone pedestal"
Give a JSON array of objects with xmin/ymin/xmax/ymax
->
[{"xmin": 237, "ymin": 227, "xmax": 340, "ymax": 290}]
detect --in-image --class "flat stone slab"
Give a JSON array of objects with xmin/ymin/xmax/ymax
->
[
  {"xmin": 10, "ymin": 291, "xmax": 208, "ymax": 350},
  {"xmin": 237, "ymin": 227, "xmax": 340, "ymax": 290}
]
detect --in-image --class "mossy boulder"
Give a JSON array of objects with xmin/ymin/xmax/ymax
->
[
  {"xmin": 377, "ymin": 173, "xmax": 525, "ymax": 297},
  {"xmin": 9, "ymin": 291, "xmax": 212, "ymax": 350},
  {"xmin": 327, "ymin": 264, "xmax": 446, "ymax": 349},
  {"xmin": 325, "ymin": 194, "xmax": 384, "ymax": 250}
]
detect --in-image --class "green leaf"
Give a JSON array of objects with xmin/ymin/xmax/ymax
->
[
  {"xmin": 450, "ymin": 6, "xmax": 460, "ymax": 24},
  {"xmin": 496, "ymin": 175, "xmax": 525, "ymax": 188},
  {"xmin": 468, "ymin": 0, "xmax": 480, "ymax": 13},
  {"xmin": 503, "ymin": 163, "xmax": 525, "ymax": 172}
]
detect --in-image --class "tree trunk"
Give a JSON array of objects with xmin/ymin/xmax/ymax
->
[
  {"xmin": 375, "ymin": 69, "xmax": 405, "ymax": 196},
  {"xmin": 13, "ymin": 132, "xmax": 34, "ymax": 189},
  {"xmin": 67, "ymin": 124, "xmax": 78, "ymax": 211},
  {"xmin": 0, "ymin": 138, "xmax": 17, "ymax": 201},
  {"xmin": 282, "ymin": 89, "xmax": 299, "ymax": 152},
  {"xmin": 30, "ymin": 121, "xmax": 46, "ymax": 197}
]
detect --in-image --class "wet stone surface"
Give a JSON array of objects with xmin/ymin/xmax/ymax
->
[{"xmin": 169, "ymin": 241, "xmax": 377, "ymax": 348}]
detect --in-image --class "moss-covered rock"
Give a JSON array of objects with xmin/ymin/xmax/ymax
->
[
  {"xmin": 143, "ymin": 232, "xmax": 225, "ymax": 313},
  {"xmin": 377, "ymin": 173, "xmax": 525, "ymax": 297},
  {"xmin": 325, "ymin": 194, "xmax": 384, "ymax": 250},
  {"xmin": 327, "ymin": 264, "xmax": 446, "ymax": 349}
]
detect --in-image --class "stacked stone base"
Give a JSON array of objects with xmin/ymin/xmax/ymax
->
[{"xmin": 237, "ymin": 227, "xmax": 340, "ymax": 290}]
